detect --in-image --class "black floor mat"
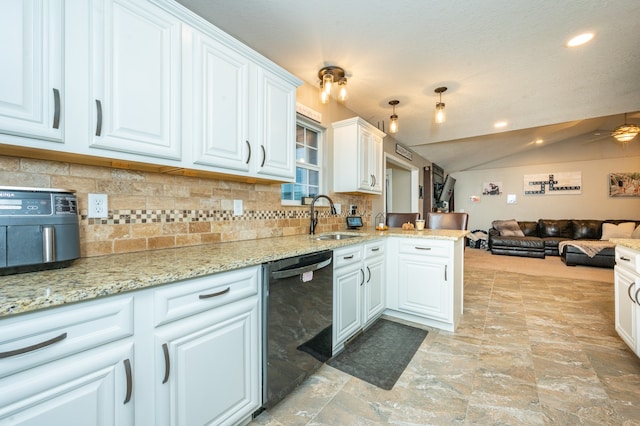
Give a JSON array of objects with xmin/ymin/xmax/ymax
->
[
  {"xmin": 297, "ymin": 325, "xmax": 333, "ymax": 363},
  {"xmin": 327, "ymin": 319, "xmax": 428, "ymax": 390}
]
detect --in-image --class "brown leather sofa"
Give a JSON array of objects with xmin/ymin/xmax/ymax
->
[{"xmin": 488, "ymin": 219, "xmax": 639, "ymax": 268}]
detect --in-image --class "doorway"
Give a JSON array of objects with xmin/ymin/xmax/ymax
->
[{"xmin": 384, "ymin": 153, "xmax": 419, "ymax": 216}]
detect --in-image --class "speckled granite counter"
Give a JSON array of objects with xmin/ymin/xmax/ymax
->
[
  {"xmin": 611, "ymin": 238, "xmax": 640, "ymax": 251},
  {"xmin": 0, "ymin": 228, "xmax": 468, "ymax": 317}
]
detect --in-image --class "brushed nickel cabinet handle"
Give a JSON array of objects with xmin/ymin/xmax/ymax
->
[
  {"xmin": 343, "ymin": 255, "xmax": 354, "ymax": 260},
  {"xmin": 245, "ymin": 140, "xmax": 251, "ymax": 164},
  {"xmin": 620, "ymin": 256, "xmax": 631, "ymax": 262},
  {"xmin": 371, "ymin": 247, "xmax": 380, "ymax": 252},
  {"xmin": 199, "ymin": 287, "xmax": 230, "ymax": 299},
  {"xmin": 415, "ymin": 246, "xmax": 432, "ymax": 251},
  {"xmin": 635, "ymin": 287, "xmax": 640, "ymax": 306},
  {"xmin": 261, "ymin": 145, "xmax": 266, "ymax": 167},
  {"xmin": 360, "ymin": 269, "xmax": 365, "ymax": 286},
  {"xmin": 162, "ymin": 343, "xmax": 170, "ymax": 384},
  {"xmin": 444, "ymin": 264, "xmax": 448, "ymax": 281},
  {"xmin": 366, "ymin": 266, "xmax": 371, "ymax": 283},
  {"xmin": 0, "ymin": 332, "xmax": 67, "ymax": 358},
  {"xmin": 123, "ymin": 358, "xmax": 132, "ymax": 404},
  {"xmin": 95, "ymin": 100, "xmax": 103, "ymax": 136},
  {"xmin": 52, "ymin": 88, "xmax": 61, "ymax": 129},
  {"xmin": 628, "ymin": 282, "xmax": 637, "ymax": 304}
]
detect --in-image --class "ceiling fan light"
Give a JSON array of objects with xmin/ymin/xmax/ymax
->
[{"xmin": 612, "ymin": 123, "xmax": 640, "ymax": 143}]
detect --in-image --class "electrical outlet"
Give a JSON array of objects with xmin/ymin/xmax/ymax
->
[
  {"xmin": 88, "ymin": 193, "xmax": 108, "ymax": 218},
  {"xmin": 233, "ymin": 199, "xmax": 243, "ymax": 216},
  {"xmin": 350, "ymin": 205, "xmax": 357, "ymax": 215}
]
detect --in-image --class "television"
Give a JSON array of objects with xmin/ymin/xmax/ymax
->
[{"xmin": 437, "ymin": 175, "xmax": 456, "ymax": 202}]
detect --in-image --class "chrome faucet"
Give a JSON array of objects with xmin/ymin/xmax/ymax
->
[{"xmin": 309, "ymin": 194, "xmax": 337, "ymax": 235}]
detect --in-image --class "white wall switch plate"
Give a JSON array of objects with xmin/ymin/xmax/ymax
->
[
  {"xmin": 233, "ymin": 199, "xmax": 243, "ymax": 216},
  {"xmin": 88, "ymin": 193, "xmax": 108, "ymax": 218},
  {"xmin": 507, "ymin": 194, "xmax": 517, "ymax": 204}
]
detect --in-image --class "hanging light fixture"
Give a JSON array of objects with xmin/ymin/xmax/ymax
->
[
  {"xmin": 612, "ymin": 113, "xmax": 640, "ymax": 143},
  {"xmin": 318, "ymin": 66, "xmax": 347, "ymax": 104},
  {"xmin": 434, "ymin": 87, "xmax": 447, "ymax": 124},
  {"xmin": 388, "ymin": 100, "xmax": 399, "ymax": 133}
]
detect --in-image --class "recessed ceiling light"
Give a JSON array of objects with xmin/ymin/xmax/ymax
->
[
  {"xmin": 494, "ymin": 121, "xmax": 508, "ymax": 129},
  {"xmin": 567, "ymin": 32, "xmax": 594, "ymax": 47}
]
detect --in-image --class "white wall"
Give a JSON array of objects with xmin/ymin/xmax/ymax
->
[{"xmin": 452, "ymin": 156, "xmax": 640, "ymax": 231}]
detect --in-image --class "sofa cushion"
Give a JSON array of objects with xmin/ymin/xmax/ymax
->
[
  {"xmin": 601, "ymin": 222, "xmax": 636, "ymax": 240},
  {"xmin": 519, "ymin": 221, "xmax": 538, "ymax": 236},
  {"xmin": 571, "ymin": 220, "xmax": 603, "ymax": 240},
  {"xmin": 490, "ymin": 235, "xmax": 544, "ymax": 249},
  {"xmin": 492, "ymin": 219, "xmax": 525, "ymax": 237},
  {"xmin": 538, "ymin": 219, "xmax": 572, "ymax": 238}
]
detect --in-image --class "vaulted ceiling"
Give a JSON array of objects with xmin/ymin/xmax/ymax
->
[{"xmin": 177, "ymin": 0, "xmax": 640, "ymax": 172}]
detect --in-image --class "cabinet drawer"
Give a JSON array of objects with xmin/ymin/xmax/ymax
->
[
  {"xmin": 154, "ymin": 266, "xmax": 259, "ymax": 327},
  {"xmin": 616, "ymin": 246, "xmax": 640, "ymax": 274},
  {"xmin": 0, "ymin": 295, "xmax": 133, "ymax": 378},
  {"xmin": 398, "ymin": 239, "xmax": 451, "ymax": 258},
  {"xmin": 364, "ymin": 240, "xmax": 385, "ymax": 258},
  {"xmin": 333, "ymin": 245, "xmax": 363, "ymax": 269}
]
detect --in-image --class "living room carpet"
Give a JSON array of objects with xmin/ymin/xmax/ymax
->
[{"xmin": 327, "ymin": 319, "xmax": 427, "ymax": 390}]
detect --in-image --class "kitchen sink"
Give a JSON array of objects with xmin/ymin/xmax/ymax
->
[{"xmin": 315, "ymin": 233, "xmax": 360, "ymax": 241}]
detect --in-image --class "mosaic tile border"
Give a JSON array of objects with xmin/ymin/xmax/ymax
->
[{"xmin": 83, "ymin": 209, "xmax": 344, "ymax": 225}]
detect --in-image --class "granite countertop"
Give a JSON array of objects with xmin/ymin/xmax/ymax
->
[
  {"xmin": 611, "ymin": 238, "xmax": 640, "ymax": 251},
  {"xmin": 0, "ymin": 228, "xmax": 469, "ymax": 318}
]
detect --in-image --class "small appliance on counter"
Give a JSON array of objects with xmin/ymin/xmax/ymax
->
[
  {"xmin": 346, "ymin": 216, "xmax": 363, "ymax": 230},
  {"xmin": 0, "ymin": 186, "xmax": 80, "ymax": 275}
]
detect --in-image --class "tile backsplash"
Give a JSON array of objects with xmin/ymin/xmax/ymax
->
[{"xmin": 0, "ymin": 155, "xmax": 372, "ymax": 258}]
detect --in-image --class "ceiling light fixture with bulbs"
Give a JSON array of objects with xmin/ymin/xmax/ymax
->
[
  {"xmin": 434, "ymin": 87, "xmax": 447, "ymax": 124},
  {"xmin": 612, "ymin": 113, "xmax": 640, "ymax": 144},
  {"xmin": 318, "ymin": 66, "xmax": 347, "ymax": 104},
  {"xmin": 388, "ymin": 100, "xmax": 399, "ymax": 133}
]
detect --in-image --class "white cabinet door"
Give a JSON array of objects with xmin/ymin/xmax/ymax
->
[
  {"xmin": 90, "ymin": 0, "xmax": 182, "ymax": 160},
  {"xmin": 0, "ymin": 0, "xmax": 64, "ymax": 142},
  {"xmin": 615, "ymin": 266, "xmax": 637, "ymax": 353},
  {"xmin": 154, "ymin": 293, "xmax": 260, "ymax": 426},
  {"xmin": 254, "ymin": 67, "xmax": 296, "ymax": 180},
  {"xmin": 333, "ymin": 117, "xmax": 386, "ymax": 194},
  {"xmin": 397, "ymin": 253, "xmax": 450, "ymax": 322},
  {"xmin": 334, "ymin": 261, "xmax": 364, "ymax": 348},
  {"xmin": 363, "ymin": 254, "xmax": 385, "ymax": 326},
  {"xmin": 0, "ymin": 341, "xmax": 134, "ymax": 426},
  {"xmin": 190, "ymin": 30, "xmax": 251, "ymax": 173}
]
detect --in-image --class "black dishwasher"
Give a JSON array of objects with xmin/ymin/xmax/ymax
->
[{"xmin": 261, "ymin": 250, "xmax": 333, "ymax": 409}]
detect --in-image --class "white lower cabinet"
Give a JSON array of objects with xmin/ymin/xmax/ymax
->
[
  {"xmin": 332, "ymin": 240, "xmax": 385, "ymax": 353},
  {"xmin": 385, "ymin": 237, "xmax": 464, "ymax": 332},
  {"xmin": 614, "ymin": 245, "xmax": 640, "ymax": 357},
  {"xmin": 0, "ymin": 294, "xmax": 135, "ymax": 425},
  {"xmin": 0, "ymin": 266, "xmax": 261, "ymax": 426},
  {"xmin": 151, "ymin": 267, "xmax": 261, "ymax": 426}
]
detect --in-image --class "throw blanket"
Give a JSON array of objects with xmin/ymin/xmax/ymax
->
[{"xmin": 559, "ymin": 240, "xmax": 615, "ymax": 258}]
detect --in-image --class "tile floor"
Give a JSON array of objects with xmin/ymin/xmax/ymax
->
[{"xmin": 251, "ymin": 266, "xmax": 640, "ymax": 425}]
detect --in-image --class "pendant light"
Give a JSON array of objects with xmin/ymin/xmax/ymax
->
[
  {"xmin": 388, "ymin": 100, "xmax": 399, "ymax": 133},
  {"xmin": 318, "ymin": 66, "xmax": 347, "ymax": 104},
  {"xmin": 612, "ymin": 113, "xmax": 640, "ymax": 144},
  {"xmin": 434, "ymin": 87, "xmax": 447, "ymax": 124}
]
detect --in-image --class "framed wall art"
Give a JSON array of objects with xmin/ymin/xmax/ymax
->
[{"xmin": 609, "ymin": 172, "xmax": 640, "ymax": 197}]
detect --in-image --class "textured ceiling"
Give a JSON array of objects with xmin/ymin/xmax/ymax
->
[{"xmin": 176, "ymin": 0, "xmax": 640, "ymax": 171}]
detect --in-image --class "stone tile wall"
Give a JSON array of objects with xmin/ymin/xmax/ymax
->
[{"xmin": 0, "ymin": 155, "xmax": 372, "ymax": 258}]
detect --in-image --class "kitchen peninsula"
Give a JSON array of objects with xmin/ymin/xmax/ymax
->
[{"xmin": 0, "ymin": 229, "xmax": 467, "ymax": 425}]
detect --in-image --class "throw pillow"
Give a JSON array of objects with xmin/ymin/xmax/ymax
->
[
  {"xmin": 492, "ymin": 219, "xmax": 525, "ymax": 237},
  {"xmin": 632, "ymin": 224, "xmax": 640, "ymax": 239},
  {"xmin": 601, "ymin": 222, "xmax": 636, "ymax": 240}
]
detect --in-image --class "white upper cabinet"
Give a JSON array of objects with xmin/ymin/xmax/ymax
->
[
  {"xmin": 0, "ymin": 0, "xmax": 64, "ymax": 142},
  {"xmin": 89, "ymin": 0, "xmax": 182, "ymax": 160},
  {"xmin": 187, "ymin": 27, "xmax": 297, "ymax": 181},
  {"xmin": 253, "ymin": 67, "xmax": 296, "ymax": 180},
  {"xmin": 333, "ymin": 117, "xmax": 385, "ymax": 194},
  {"xmin": 189, "ymin": 31, "xmax": 251, "ymax": 173}
]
